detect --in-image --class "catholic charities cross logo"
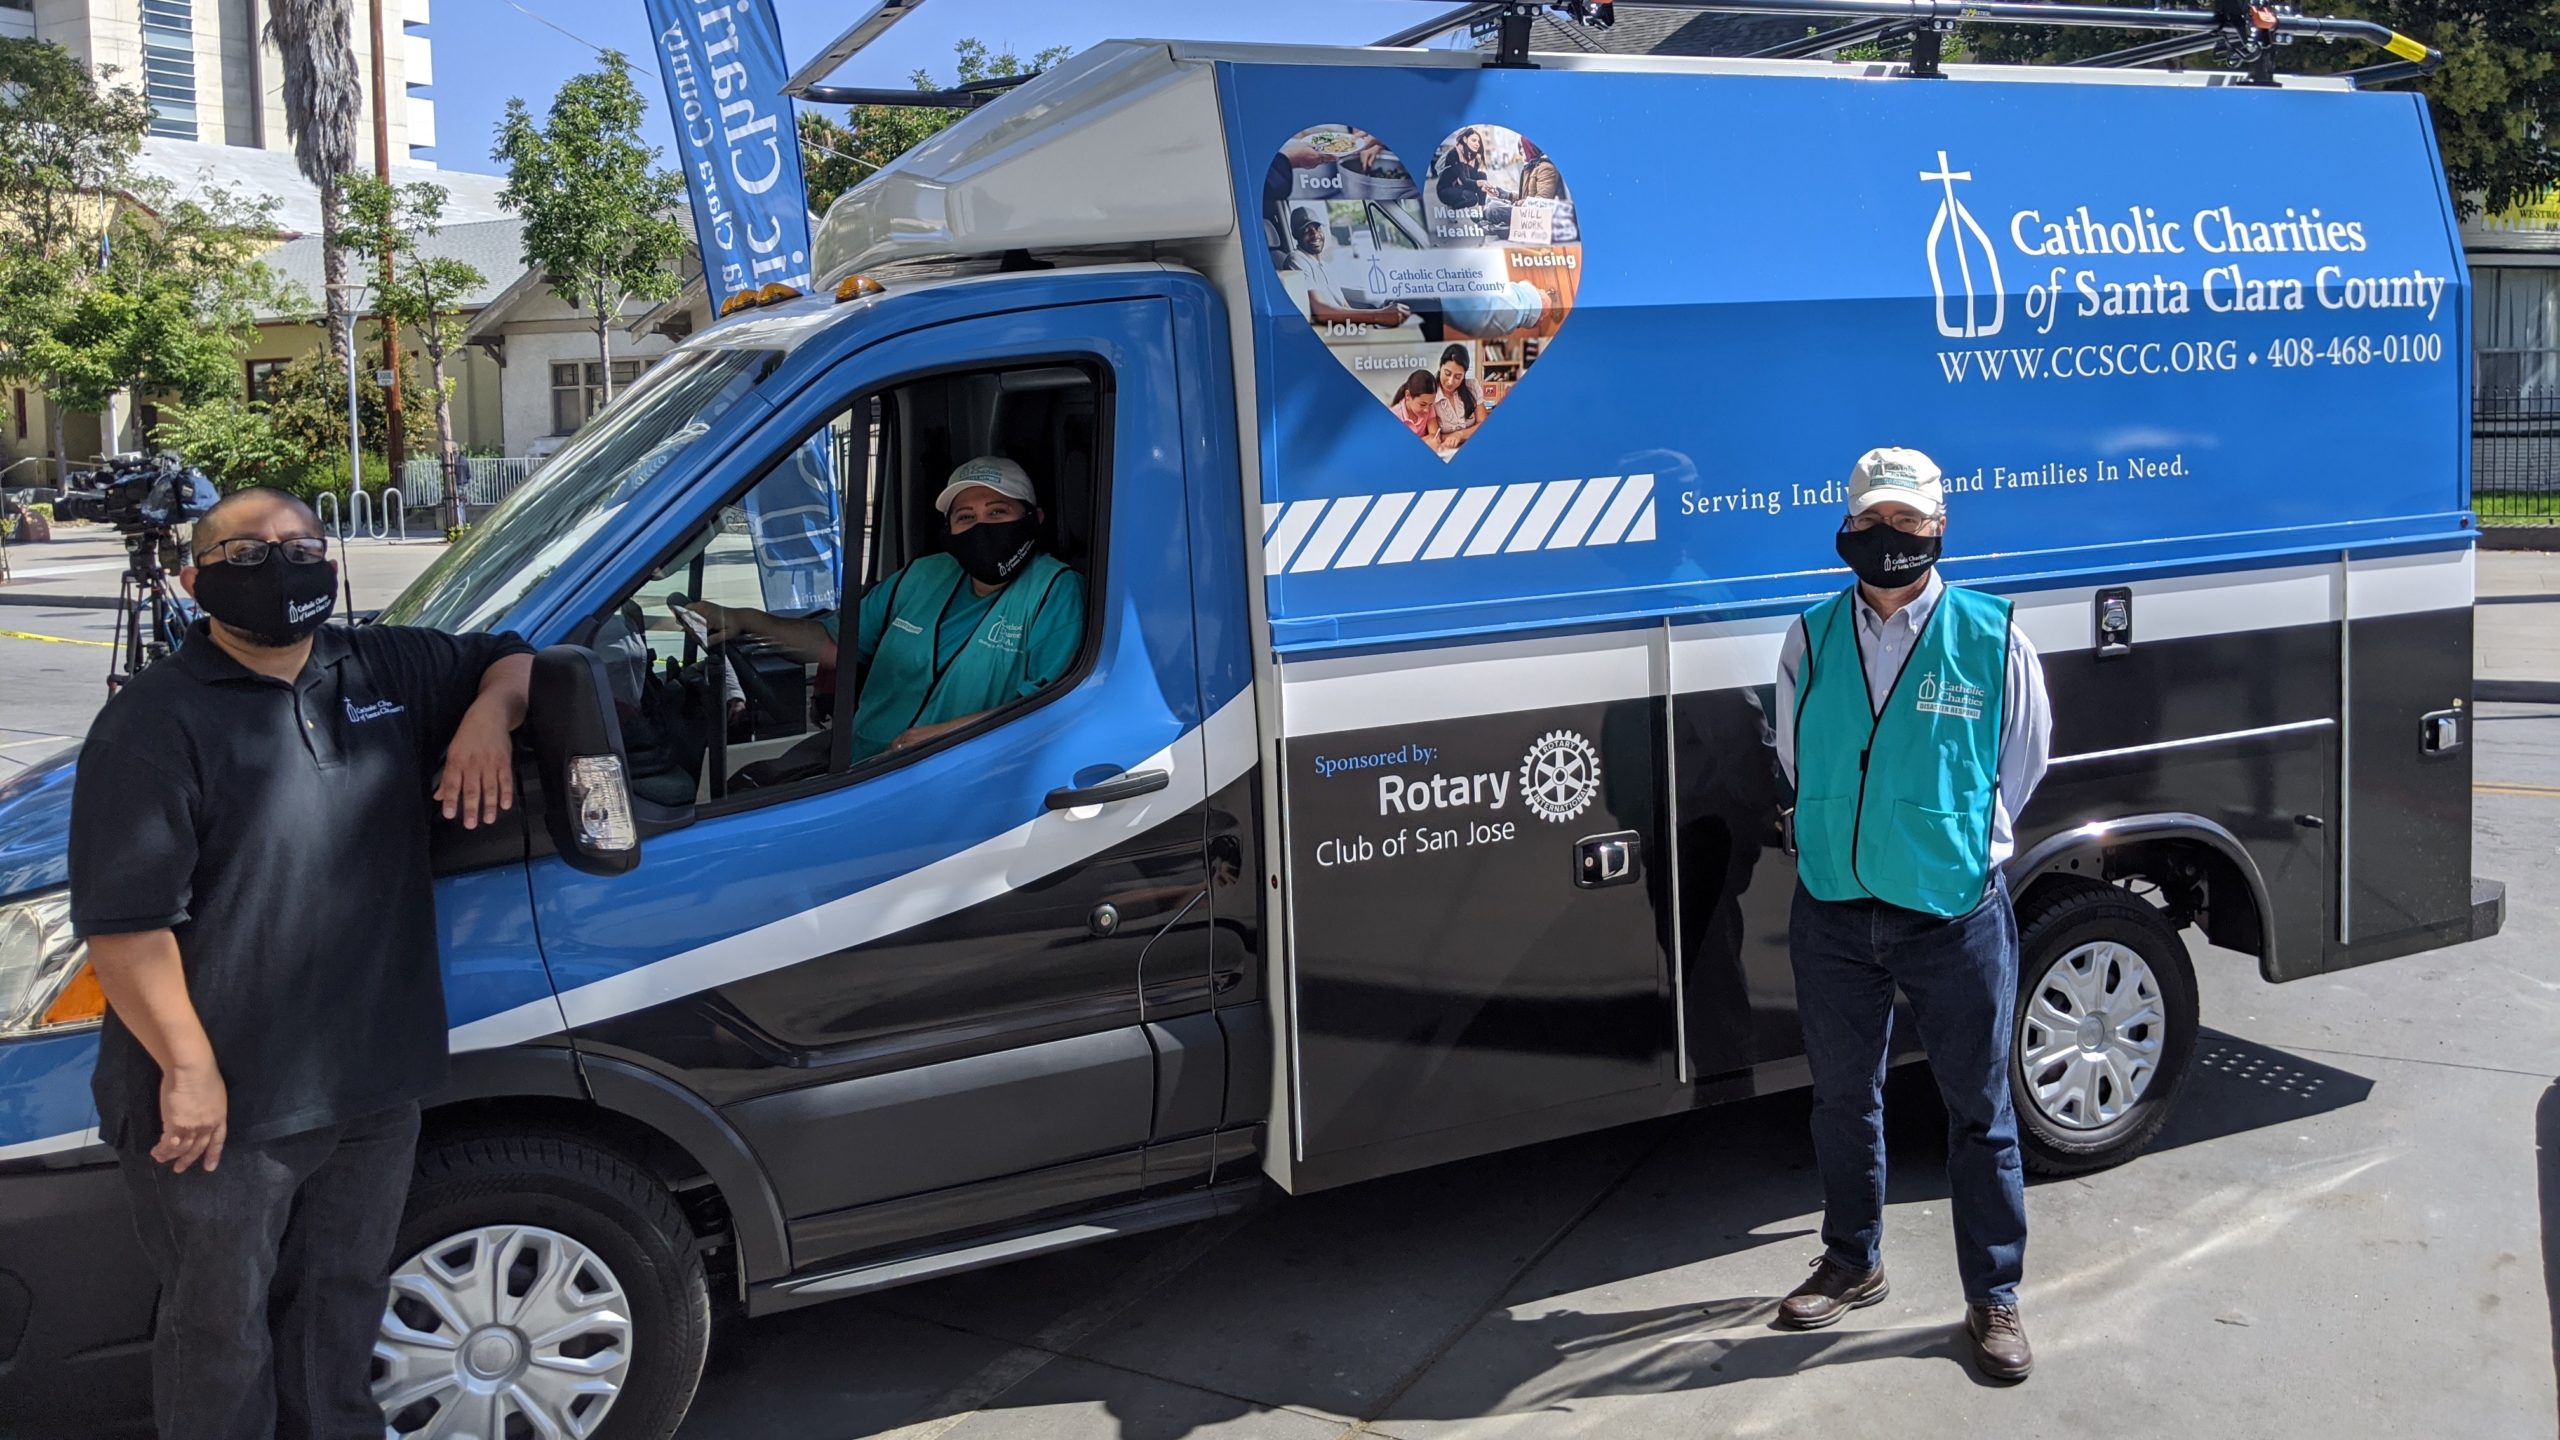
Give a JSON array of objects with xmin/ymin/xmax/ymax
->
[
  {"xmin": 1914, "ymin": 670, "xmax": 1987, "ymax": 722},
  {"xmin": 1922, "ymin": 151, "xmax": 2004, "ymax": 340}
]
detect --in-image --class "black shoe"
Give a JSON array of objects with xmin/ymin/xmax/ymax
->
[
  {"xmin": 1775, "ymin": 1255, "xmax": 1889, "ymax": 1330},
  {"xmin": 1966, "ymin": 1302, "xmax": 2033, "ymax": 1382}
]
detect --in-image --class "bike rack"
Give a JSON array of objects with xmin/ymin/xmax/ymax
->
[{"xmin": 317, "ymin": 489, "xmax": 410, "ymax": 543}]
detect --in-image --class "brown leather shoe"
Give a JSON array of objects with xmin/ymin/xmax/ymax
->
[
  {"xmin": 1775, "ymin": 1255, "xmax": 1889, "ymax": 1330},
  {"xmin": 1966, "ymin": 1302, "xmax": 2033, "ymax": 1382}
]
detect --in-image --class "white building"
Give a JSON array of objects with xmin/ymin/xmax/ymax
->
[{"xmin": 5, "ymin": 0, "xmax": 437, "ymax": 164}]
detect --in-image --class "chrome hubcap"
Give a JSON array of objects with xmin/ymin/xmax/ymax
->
[
  {"xmin": 374, "ymin": 1225, "xmax": 633, "ymax": 1438},
  {"xmin": 2019, "ymin": 940, "xmax": 2166, "ymax": 1131}
]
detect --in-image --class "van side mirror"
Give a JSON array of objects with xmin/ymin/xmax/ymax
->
[{"xmin": 527, "ymin": 645, "xmax": 643, "ymax": 876}]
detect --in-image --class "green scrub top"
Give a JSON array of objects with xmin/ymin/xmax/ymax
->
[{"xmin": 823, "ymin": 552, "xmax": 1085, "ymax": 760}]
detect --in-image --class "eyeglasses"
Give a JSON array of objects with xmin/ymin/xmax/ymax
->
[
  {"xmin": 195, "ymin": 535, "xmax": 330, "ymax": 566},
  {"xmin": 1842, "ymin": 512, "xmax": 1938, "ymax": 536}
]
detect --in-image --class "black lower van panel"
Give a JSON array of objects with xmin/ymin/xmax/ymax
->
[
  {"xmin": 1282, "ymin": 698, "xmax": 1674, "ymax": 1170},
  {"xmin": 0, "ymin": 1159, "xmax": 156, "ymax": 1432}
]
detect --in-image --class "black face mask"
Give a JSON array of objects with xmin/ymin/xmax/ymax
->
[
  {"xmin": 947, "ymin": 515, "xmax": 1041, "ymax": 587},
  {"xmin": 1834, "ymin": 522, "xmax": 1941, "ymax": 590},
  {"xmin": 190, "ymin": 553, "xmax": 337, "ymax": 647}
]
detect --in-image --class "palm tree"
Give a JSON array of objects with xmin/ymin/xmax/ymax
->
[{"xmin": 265, "ymin": 0, "xmax": 361, "ymax": 368}]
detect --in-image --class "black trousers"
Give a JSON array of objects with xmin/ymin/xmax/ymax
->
[{"xmin": 116, "ymin": 1102, "xmax": 420, "ymax": 1440}]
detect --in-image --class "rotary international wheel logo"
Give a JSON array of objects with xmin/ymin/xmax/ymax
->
[{"xmin": 1519, "ymin": 730, "xmax": 1600, "ymax": 824}]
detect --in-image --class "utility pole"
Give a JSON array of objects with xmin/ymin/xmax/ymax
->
[{"xmin": 369, "ymin": 0, "xmax": 405, "ymax": 480}]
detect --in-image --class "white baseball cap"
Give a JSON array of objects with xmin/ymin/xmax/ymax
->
[
  {"xmin": 1846, "ymin": 446, "xmax": 1945, "ymax": 519},
  {"xmin": 933, "ymin": 456, "xmax": 1038, "ymax": 514}
]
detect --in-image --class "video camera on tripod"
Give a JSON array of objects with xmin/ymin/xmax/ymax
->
[
  {"xmin": 77, "ymin": 451, "xmax": 220, "ymax": 691},
  {"xmin": 60, "ymin": 450, "xmax": 219, "ymax": 535}
]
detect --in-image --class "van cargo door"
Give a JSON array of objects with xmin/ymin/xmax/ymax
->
[{"xmin": 1267, "ymin": 631, "xmax": 1678, "ymax": 1192}]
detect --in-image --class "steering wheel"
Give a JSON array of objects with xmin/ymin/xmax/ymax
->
[{"xmin": 665, "ymin": 593, "xmax": 791, "ymax": 727}]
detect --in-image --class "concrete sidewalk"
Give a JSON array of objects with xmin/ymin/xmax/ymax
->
[{"xmin": 0, "ymin": 525, "xmax": 449, "ymax": 611}]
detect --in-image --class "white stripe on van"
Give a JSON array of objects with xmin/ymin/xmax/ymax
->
[
  {"xmin": 1260, "ymin": 477, "xmax": 1660, "ymax": 574},
  {"xmin": 0, "ymin": 1127, "xmax": 99, "ymax": 1161}
]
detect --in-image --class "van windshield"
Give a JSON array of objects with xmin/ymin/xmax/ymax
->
[{"xmin": 378, "ymin": 347, "xmax": 781, "ymax": 632}]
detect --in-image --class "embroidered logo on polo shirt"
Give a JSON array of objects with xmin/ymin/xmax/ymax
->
[{"xmin": 345, "ymin": 698, "xmax": 406, "ymax": 724}]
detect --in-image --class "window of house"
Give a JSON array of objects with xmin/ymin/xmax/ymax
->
[
  {"xmin": 11, "ymin": 389, "xmax": 25, "ymax": 442},
  {"xmin": 551, "ymin": 359, "xmax": 648, "ymax": 434},
  {"xmin": 585, "ymin": 359, "xmax": 1106, "ymax": 812},
  {"xmin": 245, "ymin": 358, "xmax": 289, "ymax": 402}
]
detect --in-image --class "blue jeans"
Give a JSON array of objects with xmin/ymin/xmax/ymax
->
[
  {"xmin": 1789, "ymin": 879, "xmax": 2027, "ymax": 1305},
  {"xmin": 117, "ymin": 1103, "xmax": 421, "ymax": 1440}
]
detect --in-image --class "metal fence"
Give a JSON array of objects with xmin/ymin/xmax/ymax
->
[
  {"xmin": 2473, "ymin": 389, "xmax": 2560, "ymax": 526},
  {"xmin": 400, "ymin": 456, "xmax": 539, "ymax": 514}
]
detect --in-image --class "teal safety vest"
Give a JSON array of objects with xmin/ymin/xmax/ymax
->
[
  {"xmin": 1792, "ymin": 584, "xmax": 2012, "ymax": 918},
  {"xmin": 851, "ymin": 552, "xmax": 1075, "ymax": 761}
]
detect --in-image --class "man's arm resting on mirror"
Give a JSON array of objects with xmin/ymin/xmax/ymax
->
[{"xmin": 86, "ymin": 929, "xmax": 227, "ymax": 1173}]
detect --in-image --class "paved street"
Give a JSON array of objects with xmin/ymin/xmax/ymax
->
[{"xmin": 5, "ymin": 538, "xmax": 2555, "ymax": 1438}]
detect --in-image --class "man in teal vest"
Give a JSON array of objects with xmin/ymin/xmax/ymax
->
[
  {"xmin": 686, "ymin": 456, "xmax": 1085, "ymax": 763},
  {"xmin": 1770, "ymin": 446, "xmax": 2051, "ymax": 1383}
]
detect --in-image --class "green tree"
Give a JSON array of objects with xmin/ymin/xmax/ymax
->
[
  {"xmin": 32, "ymin": 185, "xmax": 281, "ymax": 438},
  {"xmin": 0, "ymin": 38, "xmax": 153, "ymax": 478},
  {"xmin": 799, "ymin": 39, "xmax": 1072, "ymax": 214},
  {"xmin": 1962, "ymin": 2, "xmax": 2560, "ymax": 216},
  {"xmin": 261, "ymin": 345, "xmax": 434, "ymax": 463},
  {"xmin": 342, "ymin": 174, "xmax": 485, "ymax": 525},
  {"xmin": 494, "ymin": 51, "xmax": 687, "ymax": 409},
  {"xmin": 156, "ymin": 395, "xmax": 296, "ymax": 488}
]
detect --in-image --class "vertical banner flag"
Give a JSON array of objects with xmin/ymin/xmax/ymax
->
[{"xmin": 647, "ymin": 0, "xmax": 816, "ymax": 306}]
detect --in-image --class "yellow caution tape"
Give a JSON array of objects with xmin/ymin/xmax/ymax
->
[
  {"xmin": 0, "ymin": 628, "xmax": 112, "ymax": 648},
  {"xmin": 2383, "ymin": 31, "xmax": 2429, "ymax": 63}
]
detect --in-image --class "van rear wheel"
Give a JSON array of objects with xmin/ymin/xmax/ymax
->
[
  {"xmin": 376, "ymin": 1136, "xmax": 711, "ymax": 1440},
  {"xmin": 2010, "ymin": 880, "xmax": 2200, "ymax": 1177}
]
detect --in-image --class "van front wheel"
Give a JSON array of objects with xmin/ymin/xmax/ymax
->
[
  {"xmin": 376, "ymin": 1135, "xmax": 711, "ymax": 1440},
  {"xmin": 2009, "ymin": 880, "xmax": 2200, "ymax": 1177}
]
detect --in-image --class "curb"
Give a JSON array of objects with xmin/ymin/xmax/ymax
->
[
  {"xmin": 2479, "ymin": 680, "xmax": 2560, "ymax": 705},
  {"xmin": 2478, "ymin": 526, "xmax": 2560, "ymax": 552},
  {"xmin": 0, "ymin": 591, "xmax": 119, "ymax": 611}
]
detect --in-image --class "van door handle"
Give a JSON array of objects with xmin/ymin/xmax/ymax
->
[{"xmin": 1045, "ymin": 769, "xmax": 1171, "ymax": 810}]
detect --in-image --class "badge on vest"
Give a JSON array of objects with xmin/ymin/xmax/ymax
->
[
  {"xmin": 979, "ymin": 618, "xmax": 1027, "ymax": 653},
  {"xmin": 1913, "ymin": 669, "xmax": 1987, "ymax": 722}
]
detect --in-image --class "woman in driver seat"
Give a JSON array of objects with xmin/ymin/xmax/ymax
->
[{"xmin": 684, "ymin": 456, "xmax": 1085, "ymax": 762}]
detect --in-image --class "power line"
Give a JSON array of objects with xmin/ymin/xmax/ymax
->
[
  {"xmin": 486, "ymin": 0, "xmax": 886, "ymax": 179},
  {"xmin": 495, "ymin": 0, "xmax": 658, "ymax": 78}
]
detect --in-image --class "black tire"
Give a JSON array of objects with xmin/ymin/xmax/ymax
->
[
  {"xmin": 385, "ymin": 1135, "xmax": 712, "ymax": 1440},
  {"xmin": 2009, "ymin": 879, "xmax": 2200, "ymax": 1177}
]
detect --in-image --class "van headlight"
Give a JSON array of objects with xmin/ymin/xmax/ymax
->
[{"xmin": 0, "ymin": 892, "xmax": 104, "ymax": 1036}]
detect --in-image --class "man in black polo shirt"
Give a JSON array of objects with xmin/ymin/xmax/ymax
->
[{"xmin": 68, "ymin": 487, "xmax": 532, "ymax": 1440}]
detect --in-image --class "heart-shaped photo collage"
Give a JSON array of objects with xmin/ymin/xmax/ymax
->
[{"xmin": 1262, "ymin": 124, "xmax": 1583, "ymax": 462}]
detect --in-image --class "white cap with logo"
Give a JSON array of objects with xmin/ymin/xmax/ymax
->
[
  {"xmin": 933, "ymin": 456, "xmax": 1038, "ymax": 514},
  {"xmin": 1846, "ymin": 446, "xmax": 1945, "ymax": 519}
]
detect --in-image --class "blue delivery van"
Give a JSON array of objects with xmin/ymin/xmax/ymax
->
[{"xmin": 0, "ymin": 27, "xmax": 2505, "ymax": 1438}]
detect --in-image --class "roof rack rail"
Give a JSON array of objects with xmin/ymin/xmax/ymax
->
[{"xmin": 1412, "ymin": 1, "xmax": 2439, "ymax": 87}]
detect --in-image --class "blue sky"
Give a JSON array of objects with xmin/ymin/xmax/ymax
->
[{"xmin": 423, "ymin": 0, "xmax": 1461, "ymax": 170}]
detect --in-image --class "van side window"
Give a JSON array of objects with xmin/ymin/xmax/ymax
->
[
  {"xmin": 596, "ymin": 401, "xmax": 868, "ymax": 807},
  {"xmin": 839, "ymin": 361, "xmax": 1104, "ymax": 771},
  {"xmin": 584, "ymin": 359, "xmax": 1106, "ymax": 809}
]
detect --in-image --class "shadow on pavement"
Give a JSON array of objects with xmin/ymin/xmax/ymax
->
[
  {"xmin": 2143, "ymin": 1029, "xmax": 2373, "ymax": 1153},
  {"xmin": 682, "ymin": 1028, "xmax": 2370, "ymax": 1438}
]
